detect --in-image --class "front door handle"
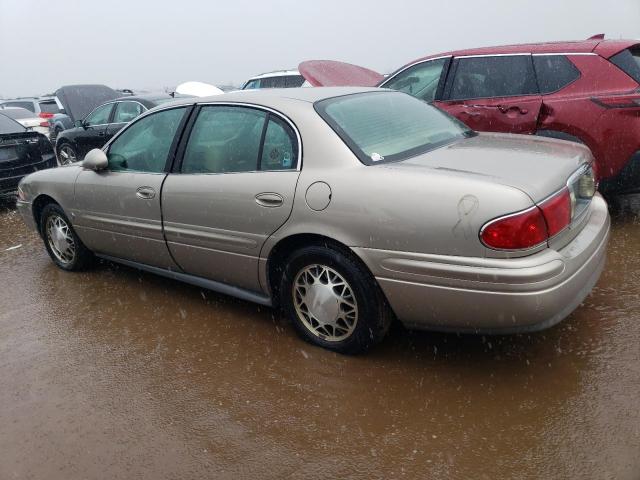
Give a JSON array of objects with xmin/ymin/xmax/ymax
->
[
  {"xmin": 136, "ymin": 186, "xmax": 156, "ymax": 200},
  {"xmin": 497, "ymin": 105, "xmax": 529, "ymax": 115},
  {"xmin": 255, "ymin": 192, "xmax": 283, "ymax": 208}
]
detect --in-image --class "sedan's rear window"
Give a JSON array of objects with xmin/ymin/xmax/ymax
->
[
  {"xmin": 610, "ymin": 47, "xmax": 640, "ymax": 84},
  {"xmin": 0, "ymin": 113, "xmax": 27, "ymax": 134},
  {"xmin": 315, "ymin": 91, "xmax": 472, "ymax": 165}
]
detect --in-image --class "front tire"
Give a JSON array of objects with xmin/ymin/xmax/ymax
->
[
  {"xmin": 279, "ymin": 245, "xmax": 392, "ymax": 354},
  {"xmin": 57, "ymin": 142, "xmax": 77, "ymax": 165},
  {"xmin": 40, "ymin": 203, "xmax": 94, "ymax": 270}
]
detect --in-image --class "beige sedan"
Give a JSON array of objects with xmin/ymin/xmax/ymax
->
[{"xmin": 16, "ymin": 87, "xmax": 609, "ymax": 353}]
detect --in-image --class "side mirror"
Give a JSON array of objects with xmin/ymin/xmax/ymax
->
[
  {"xmin": 83, "ymin": 149, "xmax": 108, "ymax": 171},
  {"xmin": 74, "ymin": 119, "xmax": 85, "ymax": 128}
]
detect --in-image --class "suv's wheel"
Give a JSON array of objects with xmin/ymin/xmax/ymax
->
[
  {"xmin": 57, "ymin": 142, "xmax": 77, "ymax": 165},
  {"xmin": 40, "ymin": 203, "xmax": 94, "ymax": 270},
  {"xmin": 279, "ymin": 245, "xmax": 392, "ymax": 354}
]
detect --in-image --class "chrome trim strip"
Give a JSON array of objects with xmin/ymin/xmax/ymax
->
[{"xmin": 96, "ymin": 254, "xmax": 273, "ymax": 306}]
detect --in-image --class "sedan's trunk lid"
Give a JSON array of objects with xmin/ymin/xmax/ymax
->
[
  {"xmin": 388, "ymin": 132, "xmax": 592, "ymax": 202},
  {"xmin": 298, "ymin": 60, "xmax": 384, "ymax": 87}
]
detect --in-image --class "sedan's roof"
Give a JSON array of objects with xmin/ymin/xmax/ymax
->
[{"xmin": 162, "ymin": 86, "xmax": 383, "ymax": 108}]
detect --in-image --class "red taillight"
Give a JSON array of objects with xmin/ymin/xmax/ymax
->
[
  {"xmin": 539, "ymin": 187, "xmax": 572, "ymax": 237},
  {"xmin": 480, "ymin": 207, "xmax": 548, "ymax": 250},
  {"xmin": 481, "ymin": 188, "xmax": 573, "ymax": 250},
  {"xmin": 38, "ymin": 112, "xmax": 54, "ymax": 119}
]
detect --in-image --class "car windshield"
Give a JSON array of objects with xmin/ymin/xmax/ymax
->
[
  {"xmin": 0, "ymin": 112, "xmax": 27, "ymax": 134},
  {"xmin": 315, "ymin": 91, "xmax": 473, "ymax": 165}
]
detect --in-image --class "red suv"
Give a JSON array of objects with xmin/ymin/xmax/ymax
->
[{"xmin": 300, "ymin": 36, "xmax": 640, "ymax": 194}]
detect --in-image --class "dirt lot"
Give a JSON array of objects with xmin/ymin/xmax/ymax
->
[{"xmin": 0, "ymin": 199, "xmax": 639, "ymax": 479}]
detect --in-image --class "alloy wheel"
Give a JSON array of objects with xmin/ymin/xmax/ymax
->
[
  {"xmin": 292, "ymin": 264, "xmax": 358, "ymax": 341},
  {"xmin": 58, "ymin": 145, "xmax": 77, "ymax": 165}
]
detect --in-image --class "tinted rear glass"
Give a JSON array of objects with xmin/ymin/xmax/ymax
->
[
  {"xmin": 0, "ymin": 113, "xmax": 27, "ymax": 134},
  {"xmin": 448, "ymin": 55, "xmax": 538, "ymax": 100},
  {"xmin": 533, "ymin": 55, "xmax": 581, "ymax": 94},
  {"xmin": 610, "ymin": 47, "xmax": 640, "ymax": 84},
  {"xmin": 1, "ymin": 101, "xmax": 34, "ymax": 112},
  {"xmin": 315, "ymin": 91, "xmax": 472, "ymax": 165},
  {"xmin": 38, "ymin": 101, "xmax": 61, "ymax": 114},
  {"xmin": 1, "ymin": 108, "xmax": 34, "ymax": 120}
]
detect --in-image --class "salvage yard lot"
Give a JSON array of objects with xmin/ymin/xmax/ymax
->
[{"xmin": 0, "ymin": 200, "xmax": 639, "ymax": 479}]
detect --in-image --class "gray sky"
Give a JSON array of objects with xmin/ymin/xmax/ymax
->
[{"xmin": 1, "ymin": 0, "xmax": 639, "ymax": 97}]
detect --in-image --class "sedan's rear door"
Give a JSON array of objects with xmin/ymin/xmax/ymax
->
[
  {"xmin": 434, "ymin": 54, "xmax": 543, "ymax": 134},
  {"xmin": 72, "ymin": 106, "xmax": 188, "ymax": 268},
  {"xmin": 161, "ymin": 104, "xmax": 301, "ymax": 292}
]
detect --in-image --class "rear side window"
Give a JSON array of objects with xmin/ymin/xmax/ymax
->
[
  {"xmin": 448, "ymin": 55, "xmax": 538, "ymax": 100},
  {"xmin": 533, "ymin": 55, "xmax": 580, "ymax": 93},
  {"xmin": 284, "ymin": 75, "xmax": 305, "ymax": 88},
  {"xmin": 113, "ymin": 101, "xmax": 145, "ymax": 123},
  {"xmin": 382, "ymin": 58, "xmax": 448, "ymax": 102},
  {"xmin": 38, "ymin": 101, "xmax": 61, "ymax": 114},
  {"xmin": 610, "ymin": 47, "xmax": 640, "ymax": 84},
  {"xmin": 260, "ymin": 117, "xmax": 297, "ymax": 170},
  {"xmin": 182, "ymin": 106, "xmax": 267, "ymax": 174}
]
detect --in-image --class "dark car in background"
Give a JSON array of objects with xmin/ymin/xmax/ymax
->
[
  {"xmin": 0, "ymin": 112, "xmax": 55, "ymax": 200},
  {"xmin": 55, "ymin": 94, "xmax": 180, "ymax": 164},
  {"xmin": 301, "ymin": 35, "xmax": 640, "ymax": 194},
  {"xmin": 48, "ymin": 85, "xmax": 121, "ymax": 144}
]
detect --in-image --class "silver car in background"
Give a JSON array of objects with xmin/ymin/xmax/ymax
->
[{"xmin": 15, "ymin": 87, "xmax": 609, "ymax": 353}]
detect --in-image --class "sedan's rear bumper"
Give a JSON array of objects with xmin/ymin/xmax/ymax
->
[{"xmin": 354, "ymin": 194, "xmax": 610, "ymax": 334}]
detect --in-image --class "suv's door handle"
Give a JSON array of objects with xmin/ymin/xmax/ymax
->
[
  {"xmin": 497, "ymin": 105, "xmax": 529, "ymax": 115},
  {"xmin": 136, "ymin": 186, "xmax": 156, "ymax": 200},
  {"xmin": 255, "ymin": 192, "xmax": 283, "ymax": 207}
]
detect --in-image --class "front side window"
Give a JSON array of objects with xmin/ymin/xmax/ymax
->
[
  {"xmin": 85, "ymin": 103, "xmax": 113, "ymax": 126},
  {"xmin": 113, "ymin": 101, "xmax": 145, "ymax": 124},
  {"xmin": 448, "ymin": 55, "xmax": 538, "ymax": 100},
  {"xmin": 610, "ymin": 46, "xmax": 640, "ymax": 84},
  {"xmin": 107, "ymin": 107, "xmax": 186, "ymax": 173},
  {"xmin": 243, "ymin": 79, "xmax": 260, "ymax": 90},
  {"xmin": 182, "ymin": 106, "xmax": 266, "ymax": 174},
  {"xmin": 533, "ymin": 55, "xmax": 580, "ymax": 94},
  {"xmin": 260, "ymin": 117, "xmax": 298, "ymax": 170},
  {"xmin": 315, "ymin": 91, "xmax": 472, "ymax": 165},
  {"xmin": 382, "ymin": 58, "xmax": 448, "ymax": 102}
]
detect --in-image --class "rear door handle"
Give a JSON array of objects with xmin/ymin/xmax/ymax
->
[
  {"xmin": 497, "ymin": 105, "xmax": 529, "ymax": 115},
  {"xmin": 255, "ymin": 192, "xmax": 283, "ymax": 207},
  {"xmin": 136, "ymin": 186, "xmax": 156, "ymax": 200}
]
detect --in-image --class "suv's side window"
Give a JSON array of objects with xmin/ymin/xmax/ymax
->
[
  {"xmin": 107, "ymin": 107, "xmax": 186, "ymax": 173},
  {"xmin": 260, "ymin": 116, "xmax": 298, "ymax": 170},
  {"xmin": 182, "ymin": 106, "xmax": 267, "ymax": 174},
  {"xmin": 533, "ymin": 55, "xmax": 580, "ymax": 94},
  {"xmin": 448, "ymin": 55, "xmax": 538, "ymax": 100},
  {"xmin": 85, "ymin": 103, "xmax": 113, "ymax": 126},
  {"xmin": 113, "ymin": 101, "xmax": 145, "ymax": 124},
  {"xmin": 383, "ymin": 58, "xmax": 448, "ymax": 102}
]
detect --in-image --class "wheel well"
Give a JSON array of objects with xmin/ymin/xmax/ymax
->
[
  {"xmin": 266, "ymin": 233, "xmax": 370, "ymax": 303},
  {"xmin": 32, "ymin": 194, "xmax": 59, "ymax": 234}
]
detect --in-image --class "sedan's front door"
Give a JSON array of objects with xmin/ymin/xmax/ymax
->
[
  {"xmin": 434, "ymin": 54, "xmax": 543, "ymax": 134},
  {"xmin": 72, "ymin": 106, "xmax": 188, "ymax": 268},
  {"xmin": 161, "ymin": 105, "xmax": 301, "ymax": 292},
  {"xmin": 75, "ymin": 102, "xmax": 114, "ymax": 156}
]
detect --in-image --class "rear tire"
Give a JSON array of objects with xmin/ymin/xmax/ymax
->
[
  {"xmin": 279, "ymin": 245, "xmax": 392, "ymax": 354},
  {"xmin": 40, "ymin": 203, "xmax": 94, "ymax": 271}
]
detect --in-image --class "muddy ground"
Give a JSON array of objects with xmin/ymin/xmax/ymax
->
[{"xmin": 0, "ymin": 198, "xmax": 639, "ymax": 479}]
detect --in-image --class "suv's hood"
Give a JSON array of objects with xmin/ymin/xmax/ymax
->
[
  {"xmin": 385, "ymin": 133, "xmax": 592, "ymax": 202},
  {"xmin": 298, "ymin": 60, "xmax": 383, "ymax": 87}
]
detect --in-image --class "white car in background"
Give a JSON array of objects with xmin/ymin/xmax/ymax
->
[
  {"xmin": 241, "ymin": 70, "xmax": 306, "ymax": 89},
  {"xmin": 0, "ymin": 107, "xmax": 50, "ymax": 136}
]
